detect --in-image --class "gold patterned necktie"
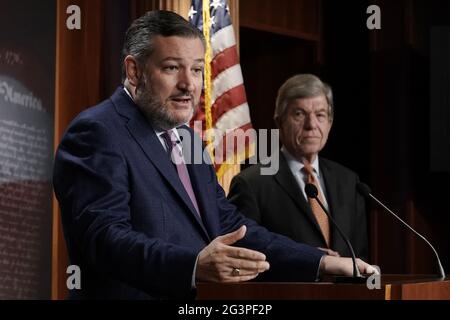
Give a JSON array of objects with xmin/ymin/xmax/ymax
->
[{"xmin": 302, "ymin": 162, "xmax": 330, "ymax": 247}]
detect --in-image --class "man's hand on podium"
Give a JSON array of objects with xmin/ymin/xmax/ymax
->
[{"xmin": 320, "ymin": 256, "xmax": 380, "ymax": 277}]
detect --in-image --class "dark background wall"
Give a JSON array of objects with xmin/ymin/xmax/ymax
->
[{"xmin": 240, "ymin": 0, "xmax": 450, "ymax": 275}]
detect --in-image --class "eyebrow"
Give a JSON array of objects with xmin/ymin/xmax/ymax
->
[
  {"xmin": 293, "ymin": 107, "xmax": 328, "ymax": 113},
  {"xmin": 160, "ymin": 57, "xmax": 205, "ymax": 63},
  {"xmin": 294, "ymin": 106, "xmax": 328, "ymax": 110}
]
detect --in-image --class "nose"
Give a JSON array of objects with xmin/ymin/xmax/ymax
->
[
  {"xmin": 304, "ymin": 114, "xmax": 318, "ymax": 130},
  {"xmin": 177, "ymin": 70, "xmax": 195, "ymax": 93}
]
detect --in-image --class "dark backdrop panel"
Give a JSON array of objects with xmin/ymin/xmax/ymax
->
[
  {"xmin": 0, "ymin": 0, "xmax": 56, "ymax": 299},
  {"xmin": 430, "ymin": 27, "xmax": 450, "ymax": 173}
]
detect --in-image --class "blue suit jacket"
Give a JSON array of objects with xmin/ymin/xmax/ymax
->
[{"xmin": 53, "ymin": 87, "xmax": 324, "ymax": 299}]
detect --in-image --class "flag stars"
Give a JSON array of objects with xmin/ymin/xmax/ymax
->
[
  {"xmin": 210, "ymin": 0, "xmax": 223, "ymax": 10},
  {"xmin": 188, "ymin": 6, "xmax": 197, "ymax": 20}
]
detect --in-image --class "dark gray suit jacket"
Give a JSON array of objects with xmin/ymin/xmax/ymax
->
[{"xmin": 228, "ymin": 153, "xmax": 369, "ymax": 261}]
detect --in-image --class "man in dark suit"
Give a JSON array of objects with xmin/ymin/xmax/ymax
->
[
  {"xmin": 229, "ymin": 74, "xmax": 369, "ymax": 261},
  {"xmin": 53, "ymin": 12, "xmax": 375, "ymax": 299}
]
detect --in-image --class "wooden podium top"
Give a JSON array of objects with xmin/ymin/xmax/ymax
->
[{"xmin": 196, "ymin": 275, "xmax": 450, "ymax": 300}]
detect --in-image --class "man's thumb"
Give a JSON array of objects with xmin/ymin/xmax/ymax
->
[{"xmin": 218, "ymin": 225, "xmax": 247, "ymax": 245}]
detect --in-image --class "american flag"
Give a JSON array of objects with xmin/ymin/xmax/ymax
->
[{"xmin": 188, "ymin": 0, "xmax": 254, "ymax": 181}]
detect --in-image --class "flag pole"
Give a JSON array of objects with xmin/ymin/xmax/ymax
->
[{"xmin": 202, "ymin": 0, "xmax": 214, "ymax": 161}]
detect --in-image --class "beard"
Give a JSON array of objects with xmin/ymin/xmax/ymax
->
[{"xmin": 134, "ymin": 76, "xmax": 196, "ymax": 130}]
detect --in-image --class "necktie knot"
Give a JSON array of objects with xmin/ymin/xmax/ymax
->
[
  {"xmin": 302, "ymin": 161, "xmax": 314, "ymax": 175},
  {"xmin": 302, "ymin": 162, "xmax": 316, "ymax": 185},
  {"xmin": 162, "ymin": 129, "xmax": 179, "ymax": 150}
]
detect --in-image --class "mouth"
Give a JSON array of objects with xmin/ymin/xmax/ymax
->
[
  {"xmin": 299, "ymin": 137, "xmax": 320, "ymax": 144},
  {"xmin": 170, "ymin": 96, "xmax": 192, "ymax": 109}
]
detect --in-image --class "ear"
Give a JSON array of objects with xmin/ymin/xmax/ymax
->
[
  {"xmin": 274, "ymin": 115, "xmax": 282, "ymax": 129},
  {"xmin": 274, "ymin": 116, "xmax": 286, "ymax": 141},
  {"xmin": 124, "ymin": 55, "xmax": 141, "ymax": 87}
]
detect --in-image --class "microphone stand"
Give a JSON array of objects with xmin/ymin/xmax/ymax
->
[
  {"xmin": 367, "ymin": 191, "xmax": 446, "ymax": 280},
  {"xmin": 305, "ymin": 184, "xmax": 367, "ymax": 283}
]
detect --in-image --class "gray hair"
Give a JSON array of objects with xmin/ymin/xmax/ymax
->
[
  {"xmin": 121, "ymin": 10, "xmax": 205, "ymax": 81},
  {"xmin": 274, "ymin": 74, "xmax": 334, "ymax": 123}
]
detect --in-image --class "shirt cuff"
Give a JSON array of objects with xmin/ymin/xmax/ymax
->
[
  {"xmin": 191, "ymin": 253, "xmax": 200, "ymax": 289},
  {"xmin": 315, "ymin": 254, "xmax": 326, "ymax": 281}
]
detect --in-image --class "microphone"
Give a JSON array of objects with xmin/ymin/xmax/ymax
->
[
  {"xmin": 305, "ymin": 183, "xmax": 365, "ymax": 281},
  {"xmin": 356, "ymin": 182, "xmax": 446, "ymax": 280}
]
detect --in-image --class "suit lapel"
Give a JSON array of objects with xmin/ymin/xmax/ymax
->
[
  {"xmin": 274, "ymin": 153, "xmax": 326, "ymax": 242},
  {"xmin": 111, "ymin": 88, "xmax": 210, "ymax": 241}
]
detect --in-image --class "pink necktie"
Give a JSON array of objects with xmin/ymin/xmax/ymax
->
[{"xmin": 161, "ymin": 130, "xmax": 200, "ymax": 216}]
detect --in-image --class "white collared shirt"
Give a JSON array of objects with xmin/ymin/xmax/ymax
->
[{"xmin": 281, "ymin": 147, "xmax": 330, "ymax": 211}]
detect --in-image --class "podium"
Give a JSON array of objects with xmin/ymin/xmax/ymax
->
[{"xmin": 197, "ymin": 275, "xmax": 450, "ymax": 300}]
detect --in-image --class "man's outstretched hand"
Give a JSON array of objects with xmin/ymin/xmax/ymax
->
[{"xmin": 196, "ymin": 225, "xmax": 270, "ymax": 283}]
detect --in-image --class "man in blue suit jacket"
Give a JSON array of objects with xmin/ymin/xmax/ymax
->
[{"xmin": 53, "ymin": 10, "xmax": 376, "ymax": 299}]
